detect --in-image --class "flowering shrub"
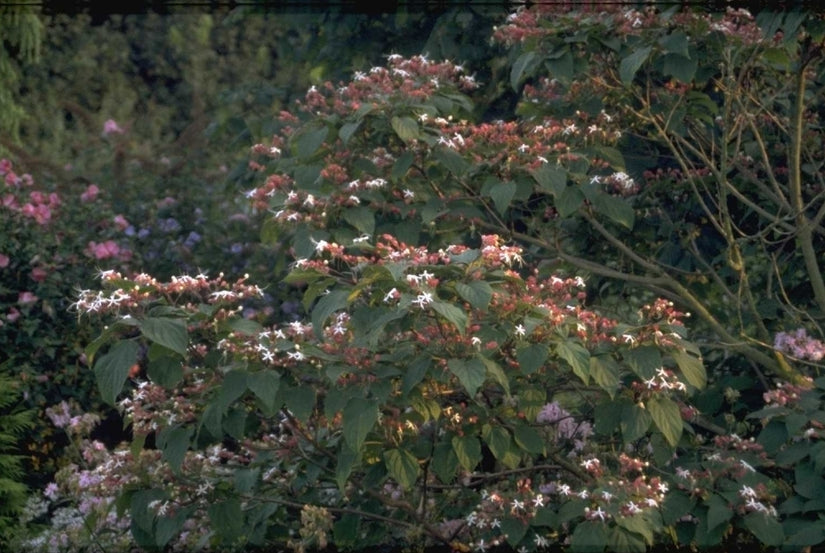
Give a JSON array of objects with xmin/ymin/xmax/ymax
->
[{"xmin": 0, "ymin": 158, "xmax": 136, "ymax": 479}]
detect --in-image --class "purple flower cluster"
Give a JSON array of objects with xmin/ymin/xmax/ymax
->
[
  {"xmin": 537, "ymin": 401, "xmax": 593, "ymax": 450},
  {"xmin": 774, "ymin": 328, "xmax": 825, "ymax": 361}
]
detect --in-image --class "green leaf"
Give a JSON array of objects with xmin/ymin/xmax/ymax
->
[
  {"xmin": 342, "ymin": 206, "xmax": 375, "ymax": 235},
  {"xmin": 570, "ymin": 521, "xmax": 608, "ymax": 551},
  {"xmin": 339, "ymin": 120, "xmax": 361, "ymax": 145},
  {"xmin": 391, "ymin": 151, "xmax": 415, "ymax": 181},
  {"xmin": 284, "ymin": 385, "xmax": 315, "ymax": 423},
  {"xmin": 155, "ymin": 507, "xmax": 192, "ymax": 548},
  {"xmin": 590, "ymin": 355, "xmax": 620, "ymax": 396},
  {"xmin": 200, "ymin": 402, "xmax": 223, "ymax": 439},
  {"xmin": 147, "ymin": 354, "xmax": 183, "ymax": 389},
  {"xmin": 662, "ymin": 53, "xmax": 697, "ymax": 82},
  {"xmin": 501, "ymin": 518, "xmax": 528, "ymax": 547},
  {"xmin": 531, "ymin": 165, "xmax": 567, "ymax": 195},
  {"xmin": 336, "ymin": 447, "xmax": 358, "ymax": 490},
  {"xmin": 623, "ymin": 346, "xmax": 662, "ymax": 380},
  {"xmin": 648, "ymin": 396, "xmax": 683, "ymax": 447},
  {"xmin": 455, "ymin": 280, "xmax": 493, "ymax": 311},
  {"xmin": 218, "ymin": 370, "xmax": 247, "ymax": 413},
  {"xmin": 488, "ymin": 180, "xmax": 515, "ymax": 216},
  {"xmin": 94, "ymin": 340, "xmax": 139, "ymax": 406},
  {"xmin": 706, "ymin": 493, "xmax": 733, "ymax": 532},
  {"xmin": 140, "ymin": 317, "xmax": 188, "ymax": 356},
  {"xmin": 608, "ymin": 527, "xmax": 647, "ymax": 553},
  {"xmin": 621, "ymin": 403, "xmax": 652, "ymax": 443},
  {"xmin": 448, "ymin": 358, "xmax": 486, "ymax": 396},
  {"xmin": 312, "ymin": 289, "xmax": 350, "ymax": 336},
  {"xmin": 556, "ymin": 186, "xmax": 584, "ymax": 217},
  {"xmin": 659, "ymin": 31, "xmax": 689, "ymax": 57},
  {"xmin": 248, "ymin": 371, "xmax": 280, "ymax": 414},
  {"xmin": 131, "ymin": 489, "xmax": 166, "ymax": 535},
  {"xmin": 208, "ymin": 499, "xmax": 245, "ymax": 544},
  {"xmin": 744, "ymin": 513, "xmax": 784, "ymax": 546},
  {"xmin": 511, "ymin": 50, "xmax": 538, "ymax": 91},
  {"xmin": 513, "ymin": 424, "xmax": 545, "ymax": 455},
  {"xmin": 431, "ymin": 300, "xmax": 467, "ymax": 334},
  {"xmin": 432, "ymin": 441, "xmax": 459, "ymax": 483},
  {"xmin": 517, "ymin": 344, "xmax": 548, "ymax": 375},
  {"xmin": 620, "ymin": 46, "xmax": 652, "ymax": 85},
  {"xmin": 333, "ymin": 513, "xmax": 360, "ymax": 547},
  {"xmin": 391, "ymin": 116, "xmax": 419, "ymax": 142},
  {"xmin": 433, "ymin": 148, "xmax": 469, "ymax": 176},
  {"xmin": 482, "ymin": 424, "xmax": 511, "ymax": 462},
  {"xmin": 342, "ymin": 397, "xmax": 378, "ymax": 453},
  {"xmin": 672, "ymin": 350, "xmax": 706, "ymax": 389},
  {"xmin": 556, "ymin": 341, "xmax": 590, "ymax": 383},
  {"xmin": 591, "ymin": 192, "xmax": 634, "ymax": 230},
  {"xmin": 383, "ymin": 448, "xmax": 419, "ymax": 489},
  {"xmin": 452, "ymin": 434, "xmax": 481, "ymax": 472},
  {"xmin": 294, "ymin": 123, "xmax": 328, "ymax": 158},
  {"xmin": 479, "ymin": 356, "xmax": 510, "ymax": 396},
  {"xmin": 157, "ymin": 425, "xmax": 192, "ymax": 475},
  {"xmin": 520, "ymin": 388, "xmax": 547, "ymax": 422}
]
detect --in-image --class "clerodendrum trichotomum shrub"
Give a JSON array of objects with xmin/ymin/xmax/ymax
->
[{"xmin": 22, "ymin": 5, "xmax": 825, "ymax": 553}]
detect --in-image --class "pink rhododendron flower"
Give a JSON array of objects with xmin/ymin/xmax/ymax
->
[
  {"xmin": 86, "ymin": 240, "xmax": 121, "ymax": 260},
  {"xmin": 81, "ymin": 184, "xmax": 100, "ymax": 203},
  {"xmin": 18, "ymin": 291, "xmax": 38, "ymax": 304},
  {"xmin": 31, "ymin": 266, "xmax": 48, "ymax": 282},
  {"xmin": 102, "ymin": 119, "xmax": 124, "ymax": 135},
  {"xmin": 0, "ymin": 253, "xmax": 8, "ymax": 268},
  {"xmin": 113, "ymin": 214, "xmax": 130, "ymax": 231}
]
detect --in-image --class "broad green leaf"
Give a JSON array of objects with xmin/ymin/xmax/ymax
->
[
  {"xmin": 339, "ymin": 120, "xmax": 361, "ymax": 145},
  {"xmin": 157, "ymin": 425, "xmax": 192, "ymax": 474},
  {"xmin": 570, "ymin": 521, "xmax": 608, "ymax": 551},
  {"xmin": 619, "ymin": 46, "xmax": 652, "ymax": 85},
  {"xmin": 452, "ymin": 435, "xmax": 481, "ymax": 472},
  {"xmin": 333, "ymin": 513, "xmax": 360, "ymax": 547},
  {"xmin": 343, "ymin": 206, "xmax": 375, "ymax": 235},
  {"xmin": 556, "ymin": 341, "xmax": 590, "ymax": 383},
  {"xmin": 228, "ymin": 318, "xmax": 263, "ymax": 336},
  {"xmin": 520, "ymin": 388, "xmax": 547, "ymax": 422},
  {"xmin": 200, "ymin": 402, "xmax": 223, "ymax": 439},
  {"xmin": 284, "ymin": 385, "xmax": 315, "ymax": 423},
  {"xmin": 147, "ymin": 354, "xmax": 183, "ymax": 389},
  {"xmin": 384, "ymin": 448, "xmax": 420, "ymax": 489},
  {"xmin": 248, "ymin": 371, "xmax": 280, "ymax": 413},
  {"xmin": 343, "ymin": 397, "xmax": 379, "ymax": 453},
  {"xmin": 545, "ymin": 48, "xmax": 574, "ymax": 81},
  {"xmin": 513, "ymin": 424, "xmax": 545, "ymax": 455},
  {"xmin": 208, "ymin": 499, "xmax": 244, "ymax": 544},
  {"xmin": 624, "ymin": 346, "xmax": 662, "ymax": 379},
  {"xmin": 312, "ymin": 289, "xmax": 350, "ymax": 336},
  {"xmin": 448, "ymin": 358, "xmax": 486, "ymax": 396},
  {"xmin": 607, "ymin": 527, "xmax": 647, "ymax": 553},
  {"xmin": 648, "ymin": 396, "xmax": 683, "ymax": 447},
  {"xmin": 488, "ymin": 180, "xmax": 515, "ymax": 216},
  {"xmin": 433, "ymin": 148, "xmax": 469, "ymax": 176},
  {"xmin": 431, "ymin": 300, "xmax": 468, "ymax": 334},
  {"xmin": 455, "ymin": 280, "xmax": 493, "ymax": 311},
  {"xmin": 501, "ymin": 518, "xmax": 528, "ymax": 547},
  {"xmin": 293, "ymin": 123, "xmax": 328, "ymax": 158},
  {"xmin": 131, "ymin": 489, "xmax": 166, "ymax": 535},
  {"xmin": 662, "ymin": 53, "xmax": 697, "ymax": 82},
  {"xmin": 391, "ymin": 151, "xmax": 415, "ymax": 181},
  {"xmin": 621, "ymin": 403, "xmax": 652, "ymax": 443},
  {"xmin": 432, "ymin": 441, "xmax": 459, "ymax": 483},
  {"xmin": 94, "ymin": 340, "xmax": 139, "ymax": 406},
  {"xmin": 590, "ymin": 355, "xmax": 620, "ymax": 396},
  {"xmin": 517, "ymin": 343, "xmax": 548, "ymax": 375},
  {"xmin": 706, "ymin": 493, "xmax": 733, "ymax": 532},
  {"xmin": 556, "ymin": 186, "xmax": 584, "ymax": 218},
  {"xmin": 234, "ymin": 467, "xmax": 260, "ymax": 494},
  {"xmin": 591, "ymin": 192, "xmax": 635, "ymax": 230},
  {"xmin": 659, "ymin": 31, "xmax": 689, "ymax": 57},
  {"xmin": 482, "ymin": 424, "xmax": 511, "ymax": 462},
  {"xmin": 531, "ymin": 165, "xmax": 567, "ymax": 195},
  {"xmin": 672, "ymin": 350, "xmax": 706, "ymax": 389},
  {"xmin": 511, "ymin": 50, "xmax": 538, "ymax": 91},
  {"xmin": 155, "ymin": 507, "xmax": 192, "ymax": 548},
  {"xmin": 479, "ymin": 356, "xmax": 510, "ymax": 396},
  {"xmin": 391, "ymin": 116, "xmax": 419, "ymax": 142},
  {"xmin": 744, "ymin": 513, "xmax": 784, "ymax": 546},
  {"xmin": 336, "ymin": 447, "xmax": 358, "ymax": 490},
  {"xmin": 140, "ymin": 317, "xmax": 188, "ymax": 356},
  {"xmin": 218, "ymin": 370, "xmax": 247, "ymax": 413}
]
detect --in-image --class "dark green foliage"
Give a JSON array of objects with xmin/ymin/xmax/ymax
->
[{"xmin": 0, "ymin": 374, "xmax": 35, "ymax": 535}]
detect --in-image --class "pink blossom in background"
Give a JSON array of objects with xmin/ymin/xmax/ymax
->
[
  {"xmin": 81, "ymin": 184, "xmax": 99, "ymax": 203},
  {"xmin": 18, "ymin": 291, "xmax": 38, "ymax": 304},
  {"xmin": 0, "ymin": 158, "xmax": 11, "ymax": 174},
  {"xmin": 102, "ymin": 119, "xmax": 124, "ymax": 135},
  {"xmin": 86, "ymin": 240, "xmax": 120, "ymax": 260},
  {"xmin": 2, "ymin": 193, "xmax": 17, "ymax": 208},
  {"xmin": 6, "ymin": 307, "xmax": 20, "ymax": 322},
  {"xmin": 0, "ymin": 253, "xmax": 8, "ymax": 268},
  {"xmin": 4, "ymin": 171, "xmax": 19, "ymax": 186},
  {"xmin": 113, "ymin": 214, "xmax": 130, "ymax": 231},
  {"xmin": 31, "ymin": 266, "xmax": 48, "ymax": 282}
]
